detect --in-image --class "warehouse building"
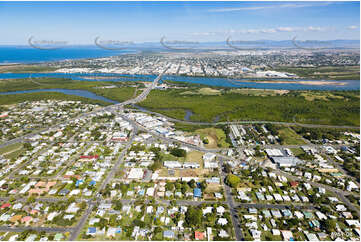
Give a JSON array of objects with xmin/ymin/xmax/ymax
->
[{"xmin": 271, "ymin": 156, "xmax": 302, "ymax": 167}]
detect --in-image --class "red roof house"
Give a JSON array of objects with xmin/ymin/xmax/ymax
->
[
  {"xmin": 195, "ymin": 231, "xmax": 205, "ymax": 240},
  {"xmin": 1, "ymin": 203, "xmax": 11, "ymax": 209},
  {"xmin": 290, "ymin": 181, "xmax": 299, "ymax": 188},
  {"xmin": 21, "ymin": 216, "xmax": 33, "ymax": 223}
]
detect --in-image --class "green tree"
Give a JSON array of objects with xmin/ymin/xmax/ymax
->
[
  {"xmin": 226, "ymin": 174, "xmax": 241, "ymax": 188},
  {"xmin": 324, "ymin": 219, "xmax": 337, "ymax": 232},
  {"xmin": 149, "ymin": 161, "xmax": 162, "ymax": 172},
  {"xmin": 223, "ymin": 163, "xmax": 232, "ymax": 174},
  {"xmin": 185, "ymin": 207, "xmax": 202, "ymax": 227},
  {"xmin": 188, "ymin": 179, "xmax": 196, "ymax": 189},
  {"xmin": 200, "ymin": 180, "xmax": 207, "ymax": 190},
  {"xmin": 170, "ymin": 148, "xmax": 186, "ymax": 157}
]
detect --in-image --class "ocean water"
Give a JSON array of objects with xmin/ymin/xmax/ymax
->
[{"xmin": 0, "ymin": 46, "xmax": 134, "ymax": 64}]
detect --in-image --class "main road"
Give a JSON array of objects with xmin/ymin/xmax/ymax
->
[
  {"xmin": 68, "ymin": 65, "xmax": 169, "ymax": 241},
  {"xmin": 219, "ymin": 158, "xmax": 243, "ymax": 241}
]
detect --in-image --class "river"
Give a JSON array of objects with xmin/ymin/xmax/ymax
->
[{"xmin": 0, "ymin": 72, "xmax": 359, "ymax": 90}]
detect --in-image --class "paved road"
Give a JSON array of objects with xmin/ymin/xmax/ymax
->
[
  {"xmin": 97, "ymin": 128, "xmax": 137, "ymax": 194},
  {"xmin": 68, "ymin": 65, "xmax": 169, "ymax": 240},
  {"xmin": 69, "ymin": 127, "xmax": 137, "ymax": 241},
  {"xmin": 335, "ymin": 191, "xmax": 360, "ymax": 217},
  {"xmin": 321, "ymin": 151, "xmax": 360, "ymax": 186},
  {"xmin": 219, "ymin": 159, "xmax": 243, "ymax": 241},
  {"xmin": 117, "ymin": 63, "xmax": 170, "ymax": 107},
  {"xmin": 69, "ymin": 202, "xmax": 94, "ymax": 240}
]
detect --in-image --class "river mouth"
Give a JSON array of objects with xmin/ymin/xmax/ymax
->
[{"xmin": 0, "ymin": 89, "xmax": 119, "ymax": 104}]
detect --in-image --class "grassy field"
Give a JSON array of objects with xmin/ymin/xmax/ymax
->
[
  {"xmin": 158, "ymin": 150, "xmax": 209, "ymax": 178},
  {"xmin": 158, "ymin": 167, "xmax": 208, "ymax": 178},
  {"xmin": 181, "ymin": 87, "xmax": 222, "ymax": 96},
  {"xmin": 173, "ymin": 123, "xmax": 213, "ymax": 132},
  {"xmin": 227, "ymin": 88, "xmax": 289, "ymax": 96},
  {"xmin": 278, "ymin": 127, "xmax": 307, "ymax": 145},
  {"xmin": 0, "ymin": 143, "xmax": 23, "ymax": 154},
  {"xmin": 185, "ymin": 150, "xmax": 204, "ymax": 163},
  {"xmin": 290, "ymin": 148, "xmax": 306, "ymax": 156},
  {"xmin": 138, "ymin": 88, "xmax": 360, "ymax": 126},
  {"xmin": 0, "ymin": 143, "xmax": 24, "ymax": 159},
  {"xmin": 195, "ymin": 128, "xmax": 230, "ymax": 148}
]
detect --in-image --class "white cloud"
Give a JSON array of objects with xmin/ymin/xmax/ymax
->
[
  {"xmin": 261, "ymin": 29, "xmax": 277, "ymax": 33},
  {"xmin": 348, "ymin": 25, "xmax": 359, "ymax": 30},
  {"xmin": 276, "ymin": 27, "xmax": 295, "ymax": 32},
  {"xmin": 191, "ymin": 26, "xmax": 327, "ymax": 37},
  {"xmin": 244, "ymin": 29, "xmax": 260, "ymax": 34},
  {"xmin": 191, "ymin": 32, "xmax": 217, "ymax": 36},
  {"xmin": 208, "ymin": 2, "xmax": 333, "ymax": 13},
  {"xmin": 209, "ymin": 6, "xmax": 271, "ymax": 12},
  {"xmin": 307, "ymin": 26, "xmax": 325, "ymax": 31}
]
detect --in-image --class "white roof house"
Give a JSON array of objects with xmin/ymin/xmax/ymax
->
[
  {"xmin": 146, "ymin": 206, "xmax": 153, "ymax": 214},
  {"xmin": 128, "ymin": 168, "xmax": 144, "ymax": 179},
  {"xmin": 204, "ymin": 161, "xmax": 218, "ymax": 169},
  {"xmin": 336, "ymin": 204, "xmax": 347, "ymax": 211},
  {"xmin": 219, "ymin": 229, "xmax": 229, "ymax": 238},
  {"xmin": 203, "ymin": 207, "xmax": 213, "ymax": 215},
  {"xmin": 66, "ymin": 203, "xmax": 79, "ymax": 213},
  {"xmin": 271, "ymin": 156, "xmax": 302, "ymax": 167},
  {"xmin": 47, "ymin": 212, "xmax": 59, "ymax": 221},
  {"xmin": 163, "ymin": 161, "xmax": 182, "ymax": 169},
  {"xmin": 183, "ymin": 162, "xmax": 200, "ymax": 169},
  {"xmin": 265, "ymin": 149, "xmax": 283, "ymax": 157},
  {"xmin": 347, "ymin": 181, "xmax": 358, "ymax": 191},
  {"xmin": 217, "ymin": 206, "xmax": 225, "ymax": 215},
  {"xmin": 217, "ymin": 218, "xmax": 228, "ymax": 226},
  {"xmin": 203, "ymin": 153, "xmax": 216, "ymax": 162},
  {"xmin": 146, "ymin": 187, "xmax": 155, "ymax": 196}
]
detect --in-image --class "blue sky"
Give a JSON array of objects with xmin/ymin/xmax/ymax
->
[{"xmin": 0, "ymin": 1, "xmax": 359, "ymax": 45}]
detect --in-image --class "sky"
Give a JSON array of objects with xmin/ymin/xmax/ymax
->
[{"xmin": 0, "ymin": 1, "xmax": 360, "ymax": 45}]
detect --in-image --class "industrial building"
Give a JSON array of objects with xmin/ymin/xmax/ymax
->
[{"xmin": 271, "ymin": 156, "xmax": 302, "ymax": 167}]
